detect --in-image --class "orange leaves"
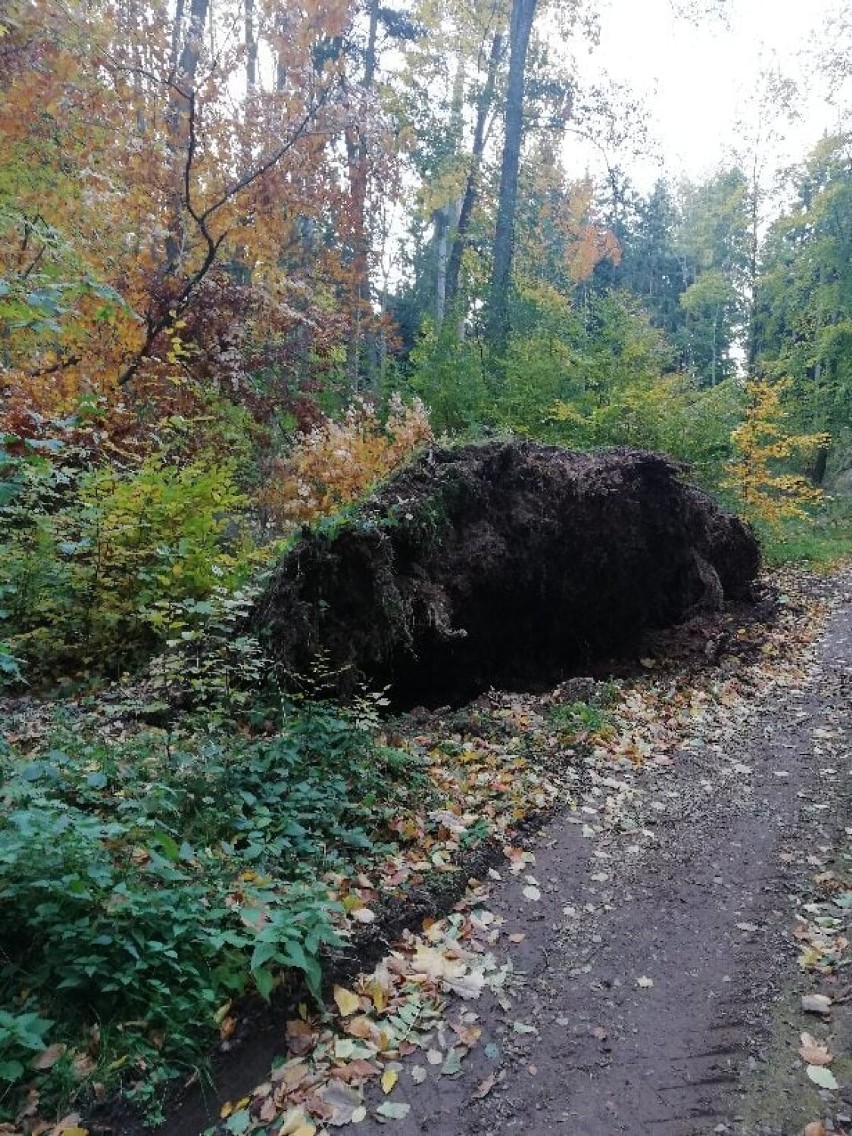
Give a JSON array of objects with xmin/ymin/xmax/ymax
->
[
  {"xmin": 259, "ymin": 395, "xmax": 433, "ymax": 528},
  {"xmin": 517, "ymin": 169, "xmax": 621, "ymax": 288},
  {"xmin": 0, "ymin": 0, "xmax": 378, "ymax": 437}
]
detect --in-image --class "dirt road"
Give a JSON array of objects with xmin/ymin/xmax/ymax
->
[{"xmin": 341, "ymin": 575, "xmax": 852, "ymax": 1136}]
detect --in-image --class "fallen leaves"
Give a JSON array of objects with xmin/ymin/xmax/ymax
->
[
  {"xmin": 333, "ymin": 987, "xmax": 361, "ymax": 1018},
  {"xmin": 214, "ymin": 884, "xmax": 514, "ymax": 1134},
  {"xmin": 317, "ymin": 1082, "xmax": 363, "ymax": 1126},
  {"xmin": 471, "ymin": 1072, "xmax": 496, "ymax": 1099},
  {"xmin": 30, "ymin": 1044, "xmax": 67, "ymax": 1071},
  {"xmin": 798, "ymin": 1033, "xmax": 832, "ymax": 1066},
  {"xmin": 805, "ymin": 1064, "xmax": 838, "ymax": 1090},
  {"xmin": 801, "ymin": 993, "xmax": 833, "ymax": 1017},
  {"xmin": 375, "ymin": 1101, "xmax": 410, "ymax": 1120}
]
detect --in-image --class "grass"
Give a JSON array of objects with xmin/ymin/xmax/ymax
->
[{"xmin": 757, "ymin": 499, "xmax": 852, "ymax": 569}]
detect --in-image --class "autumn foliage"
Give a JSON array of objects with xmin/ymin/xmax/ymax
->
[
  {"xmin": 259, "ymin": 395, "xmax": 434, "ymax": 527},
  {"xmin": 724, "ymin": 379, "xmax": 829, "ymax": 526},
  {"xmin": 0, "ymin": 0, "xmax": 388, "ymax": 445}
]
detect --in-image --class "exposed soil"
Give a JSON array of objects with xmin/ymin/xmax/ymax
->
[{"xmin": 254, "ymin": 443, "xmax": 759, "ymax": 708}]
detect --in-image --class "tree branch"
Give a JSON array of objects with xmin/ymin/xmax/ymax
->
[{"xmin": 117, "ymin": 75, "xmax": 328, "ymax": 386}]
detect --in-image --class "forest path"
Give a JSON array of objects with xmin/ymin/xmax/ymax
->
[{"xmin": 345, "ymin": 573, "xmax": 852, "ymax": 1136}]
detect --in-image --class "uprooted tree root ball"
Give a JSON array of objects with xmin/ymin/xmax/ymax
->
[{"xmin": 253, "ymin": 441, "xmax": 760, "ymax": 708}]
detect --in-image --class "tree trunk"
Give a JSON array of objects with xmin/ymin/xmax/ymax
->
[
  {"xmin": 444, "ymin": 32, "xmax": 503, "ymax": 317},
  {"xmin": 433, "ymin": 205, "xmax": 450, "ymax": 322},
  {"xmin": 344, "ymin": 0, "xmax": 380, "ymax": 388},
  {"xmin": 164, "ymin": 0, "xmax": 210, "ymax": 275},
  {"xmin": 486, "ymin": 0, "xmax": 537, "ymax": 355},
  {"xmin": 244, "ymin": 0, "xmax": 257, "ymax": 94}
]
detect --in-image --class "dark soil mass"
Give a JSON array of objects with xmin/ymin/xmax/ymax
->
[{"xmin": 254, "ymin": 442, "xmax": 759, "ymax": 707}]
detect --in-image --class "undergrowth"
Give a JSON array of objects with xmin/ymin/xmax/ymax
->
[
  {"xmin": 757, "ymin": 497, "xmax": 852, "ymax": 568},
  {"xmin": 0, "ymin": 696, "xmax": 427, "ymax": 1126}
]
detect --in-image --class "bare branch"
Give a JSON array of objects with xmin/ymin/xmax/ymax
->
[
  {"xmin": 116, "ymin": 72, "xmax": 328, "ymax": 386},
  {"xmin": 26, "ymin": 354, "xmax": 81, "ymax": 378}
]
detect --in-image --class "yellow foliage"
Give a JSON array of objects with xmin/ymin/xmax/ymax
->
[
  {"xmin": 723, "ymin": 379, "xmax": 829, "ymax": 526},
  {"xmin": 259, "ymin": 395, "xmax": 433, "ymax": 528}
]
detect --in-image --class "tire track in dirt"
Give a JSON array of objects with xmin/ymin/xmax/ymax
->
[{"xmin": 349, "ymin": 578, "xmax": 852, "ymax": 1136}]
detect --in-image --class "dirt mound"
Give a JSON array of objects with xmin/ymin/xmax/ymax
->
[{"xmin": 253, "ymin": 442, "xmax": 759, "ymax": 708}]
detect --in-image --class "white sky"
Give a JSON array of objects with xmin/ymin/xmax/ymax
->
[{"xmin": 568, "ymin": 0, "xmax": 848, "ymax": 191}]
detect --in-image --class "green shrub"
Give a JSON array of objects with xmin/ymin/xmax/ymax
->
[
  {"xmin": 0, "ymin": 445, "xmax": 254, "ymax": 682},
  {"xmin": 403, "ymin": 319, "xmax": 491, "ymax": 434},
  {"xmin": 0, "ymin": 698, "xmax": 425, "ymax": 1120}
]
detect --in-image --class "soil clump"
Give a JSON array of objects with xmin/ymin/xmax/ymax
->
[{"xmin": 254, "ymin": 442, "xmax": 759, "ymax": 708}]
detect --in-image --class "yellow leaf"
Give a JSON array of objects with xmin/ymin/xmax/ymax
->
[
  {"xmin": 369, "ymin": 981, "xmax": 388, "ymax": 1012},
  {"xmin": 381, "ymin": 1069, "xmax": 398, "ymax": 1094},
  {"xmin": 333, "ymin": 985, "xmax": 361, "ymax": 1017},
  {"xmin": 798, "ymin": 946, "xmax": 824, "ymax": 969},
  {"xmin": 279, "ymin": 1109, "xmax": 315, "ymax": 1135},
  {"xmin": 219, "ymin": 1096, "xmax": 249, "ymax": 1120}
]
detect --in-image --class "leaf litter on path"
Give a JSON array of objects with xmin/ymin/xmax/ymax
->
[{"xmin": 179, "ymin": 570, "xmax": 846, "ymax": 1135}]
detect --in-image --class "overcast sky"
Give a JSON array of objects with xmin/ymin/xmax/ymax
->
[{"xmin": 567, "ymin": 0, "xmax": 847, "ymax": 191}]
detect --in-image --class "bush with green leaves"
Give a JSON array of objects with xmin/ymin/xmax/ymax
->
[
  {"xmin": 0, "ymin": 440, "xmax": 256, "ymax": 683},
  {"xmin": 402, "ymin": 318, "xmax": 491, "ymax": 434},
  {"xmin": 0, "ymin": 699, "xmax": 425, "ymax": 1121}
]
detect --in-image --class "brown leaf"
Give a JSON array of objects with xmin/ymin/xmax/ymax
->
[
  {"xmin": 258, "ymin": 1097, "xmax": 278, "ymax": 1123},
  {"xmin": 31, "ymin": 1043, "xmax": 67, "ymax": 1070},
  {"xmin": 346, "ymin": 1015, "xmax": 380, "ymax": 1043},
  {"xmin": 71, "ymin": 1053, "xmax": 96, "ymax": 1081},
  {"xmin": 350, "ymin": 907, "xmax": 376, "ymax": 924},
  {"xmin": 471, "ymin": 1072, "xmax": 496, "ymax": 1099},
  {"xmin": 799, "ymin": 1032, "xmax": 832, "ymax": 1066},
  {"xmin": 801, "ymin": 993, "xmax": 832, "ymax": 1016},
  {"xmin": 316, "ymin": 1080, "xmax": 364, "ymax": 1126},
  {"xmin": 286, "ymin": 1020, "xmax": 316, "ymax": 1056},
  {"xmin": 271, "ymin": 1058, "xmax": 310, "ymax": 1087}
]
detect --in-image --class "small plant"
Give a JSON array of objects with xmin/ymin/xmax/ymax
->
[
  {"xmin": 547, "ymin": 691, "xmax": 616, "ymax": 739},
  {"xmin": 0, "ymin": 1009, "xmax": 55, "ymax": 1084},
  {"xmin": 723, "ymin": 378, "xmax": 830, "ymax": 527}
]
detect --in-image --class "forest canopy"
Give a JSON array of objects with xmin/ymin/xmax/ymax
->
[{"xmin": 1, "ymin": 0, "xmax": 851, "ymax": 689}]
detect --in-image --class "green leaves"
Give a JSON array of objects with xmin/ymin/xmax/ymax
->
[
  {"xmin": 0, "ymin": 694, "xmax": 419, "ymax": 1122},
  {"xmin": 0, "ymin": 447, "xmax": 253, "ymax": 683},
  {"xmin": 0, "ymin": 1009, "xmax": 55, "ymax": 1087}
]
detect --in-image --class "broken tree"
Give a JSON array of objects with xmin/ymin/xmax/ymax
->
[{"xmin": 254, "ymin": 442, "xmax": 760, "ymax": 707}]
